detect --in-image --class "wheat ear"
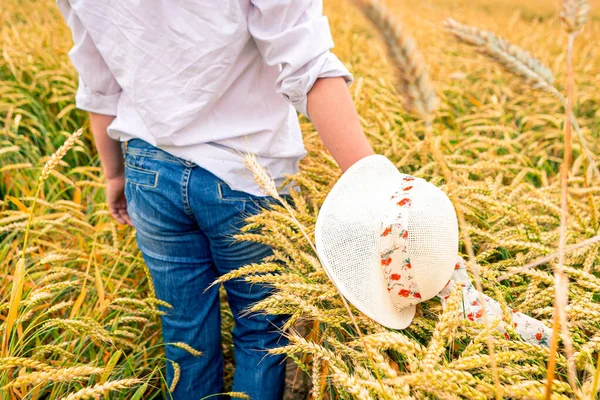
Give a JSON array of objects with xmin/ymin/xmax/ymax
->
[
  {"xmin": 168, "ymin": 361, "xmax": 181, "ymax": 393},
  {"xmin": 39, "ymin": 128, "xmax": 83, "ymax": 182},
  {"xmin": 60, "ymin": 378, "xmax": 141, "ymax": 400},
  {"xmin": 444, "ymin": 18, "xmax": 599, "ymax": 181},
  {"xmin": 200, "ymin": 392, "xmax": 250, "ymax": 399},
  {"xmin": 167, "ymin": 342, "xmax": 203, "ymax": 357},
  {"xmin": 356, "ymin": 0, "xmax": 437, "ymax": 119},
  {"xmin": 497, "ymin": 233, "xmax": 600, "ymax": 281},
  {"xmin": 560, "ymin": 0, "xmax": 590, "ymax": 34},
  {"xmin": 443, "ymin": 18, "xmax": 555, "ymax": 92}
]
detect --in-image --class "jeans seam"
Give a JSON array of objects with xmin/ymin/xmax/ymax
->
[{"xmin": 181, "ymin": 166, "xmax": 196, "ymax": 221}]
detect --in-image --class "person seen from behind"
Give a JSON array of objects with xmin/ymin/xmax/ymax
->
[{"xmin": 57, "ymin": 0, "xmax": 374, "ymax": 399}]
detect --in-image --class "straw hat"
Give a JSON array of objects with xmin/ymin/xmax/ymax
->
[{"xmin": 315, "ymin": 154, "xmax": 459, "ymax": 329}]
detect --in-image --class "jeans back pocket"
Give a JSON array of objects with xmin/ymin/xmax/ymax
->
[
  {"xmin": 217, "ymin": 181, "xmax": 254, "ymax": 202},
  {"xmin": 125, "ymin": 162, "xmax": 159, "ymax": 188}
]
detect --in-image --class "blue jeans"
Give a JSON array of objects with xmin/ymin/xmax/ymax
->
[{"xmin": 121, "ymin": 138, "xmax": 288, "ymax": 400}]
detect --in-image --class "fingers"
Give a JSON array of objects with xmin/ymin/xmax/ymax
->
[
  {"xmin": 109, "ymin": 207, "xmax": 127, "ymax": 225},
  {"xmin": 110, "ymin": 205, "xmax": 134, "ymax": 227},
  {"xmin": 119, "ymin": 207, "xmax": 134, "ymax": 227}
]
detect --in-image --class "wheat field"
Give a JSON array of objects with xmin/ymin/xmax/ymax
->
[{"xmin": 1, "ymin": 0, "xmax": 600, "ymax": 398}]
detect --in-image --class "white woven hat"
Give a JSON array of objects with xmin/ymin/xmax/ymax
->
[{"xmin": 315, "ymin": 154, "xmax": 459, "ymax": 329}]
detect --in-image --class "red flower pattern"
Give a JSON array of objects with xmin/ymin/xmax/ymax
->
[
  {"xmin": 382, "ymin": 179, "xmax": 424, "ymax": 308},
  {"xmin": 467, "ymin": 309, "xmax": 484, "ymax": 321},
  {"xmin": 442, "ymin": 260, "xmax": 552, "ymax": 347}
]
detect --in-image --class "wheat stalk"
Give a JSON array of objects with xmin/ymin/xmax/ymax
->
[{"xmin": 546, "ymin": 3, "xmax": 591, "ymax": 397}]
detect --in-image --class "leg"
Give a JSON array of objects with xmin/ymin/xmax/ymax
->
[
  {"xmin": 123, "ymin": 140, "xmax": 224, "ymax": 399},
  {"xmin": 189, "ymin": 168, "xmax": 288, "ymax": 400}
]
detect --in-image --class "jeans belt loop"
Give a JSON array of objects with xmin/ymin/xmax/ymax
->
[{"xmin": 123, "ymin": 140, "xmax": 128, "ymax": 152}]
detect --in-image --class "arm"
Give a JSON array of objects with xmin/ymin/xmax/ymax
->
[
  {"xmin": 89, "ymin": 112, "xmax": 132, "ymax": 226},
  {"xmin": 57, "ymin": 1, "xmax": 131, "ymax": 225},
  {"xmin": 307, "ymin": 77, "xmax": 374, "ymax": 171},
  {"xmin": 248, "ymin": 0, "xmax": 374, "ymax": 171},
  {"xmin": 90, "ymin": 113, "xmax": 122, "ymax": 181}
]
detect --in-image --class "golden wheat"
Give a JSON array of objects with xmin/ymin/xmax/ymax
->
[{"xmin": 2, "ymin": 0, "xmax": 600, "ymax": 398}]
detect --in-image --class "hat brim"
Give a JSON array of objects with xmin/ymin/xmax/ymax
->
[{"xmin": 315, "ymin": 155, "xmax": 417, "ymax": 330}]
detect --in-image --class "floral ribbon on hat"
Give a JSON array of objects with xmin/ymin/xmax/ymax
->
[
  {"xmin": 379, "ymin": 176, "xmax": 422, "ymax": 311},
  {"xmin": 437, "ymin": 256, "xmax": 553, "ymax": 347}
]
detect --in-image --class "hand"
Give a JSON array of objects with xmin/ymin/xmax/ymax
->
[{"xmin": 106, "ymin": 176, "xmax": 133, "ymax": 226}]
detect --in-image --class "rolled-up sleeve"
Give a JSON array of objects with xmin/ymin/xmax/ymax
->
[
  {"xmin": 57, "ymin": 0, "xmax": 122, "ymax": 116},
  {"xmin": 248, "ymin": 0, "xmax": 354, "ymax": 119}
]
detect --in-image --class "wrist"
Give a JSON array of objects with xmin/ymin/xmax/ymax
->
[
  {"xmin": 105, "ymin": 173, "xmax": 125, "ymax": 182},
  {"xmin": 101, "ymin": 156, "xmax": 125, "ymax": 182}
]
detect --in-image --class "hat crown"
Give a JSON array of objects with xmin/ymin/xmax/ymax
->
[{"xmin": 378, "ymin": 174, "xmax": 459, "ymax": 311}]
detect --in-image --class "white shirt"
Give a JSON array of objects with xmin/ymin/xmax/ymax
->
[{"xmin": 57, "ymin": 0, "xmax": 353, "ymax": 195}]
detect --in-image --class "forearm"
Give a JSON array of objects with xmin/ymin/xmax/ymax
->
[
  {"xmin": 307, "ymin": 77, "xmax": 374, "ymax": 172},
  {"xmin": 89, "ymin": 112, "xmax": 123, "ymax": 180}
]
